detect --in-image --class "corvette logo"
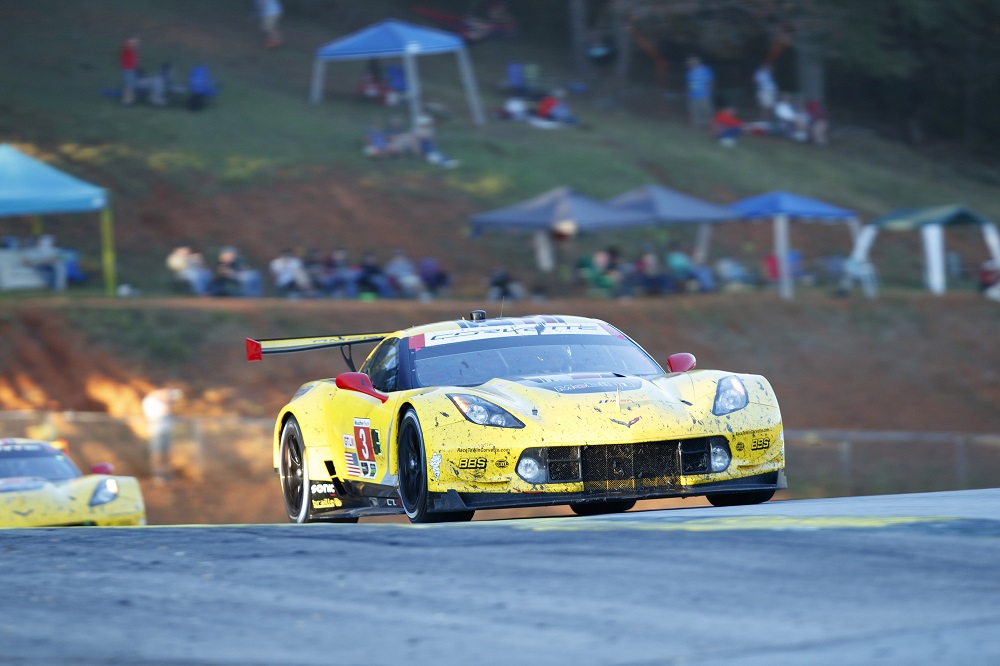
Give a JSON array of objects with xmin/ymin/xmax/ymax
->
[{"xmin": 610, "ymin": 416, "xmax": 641, "ymax": 428}]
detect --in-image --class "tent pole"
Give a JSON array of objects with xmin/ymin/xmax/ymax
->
[
  {"xmin": 775, "ymin": 213, "xmax": 793, "ymax": 300},
  {"xmin": 310, "ymin": 60, "xmax": 326, "ymax": 104},
  {"xmin": 693, "ymin": 222, "xmax": 712, "ymax": 265},
  {"xmin": 922, "ymin": 224, "xmax": 946, "ymax": 295},
  {"xmin": 403, "ymin": 50, "xmax": 422, "ymax": 129},
  {"xmin": 456, "ymin": 46, "xmax": 485, "ymax": 125},
  {"xmin": 100, "ymin": 207, "xmax": 116, "ymax": 297},
  {"xmin": 983, "ymin": 223, "xmax": 1000, "ymax": 266}
]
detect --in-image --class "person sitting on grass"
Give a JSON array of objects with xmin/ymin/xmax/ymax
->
[{"xmin": 712, "ymin": 105, "xmax": 745, "ymax": 147}]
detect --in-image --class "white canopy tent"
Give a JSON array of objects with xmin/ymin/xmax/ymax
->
[
  {"xmin": 850, "ymin": 205, "xmax": 1000, "ymax": 295},
  {"xmin": 309, "ymin": 19, "xmax": 485, "ymax": 129}
]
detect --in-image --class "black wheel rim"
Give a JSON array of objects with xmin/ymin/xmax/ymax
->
[
  {"xmin": 282, "ymin": 428, "xmax": 304, "ymax": 517},
  {"xmin": 399, "ymin": 419, "xmax": 423, "ymax": 511}
]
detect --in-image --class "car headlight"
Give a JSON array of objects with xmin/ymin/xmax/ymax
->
[
  {"xmin": 710, "ymin": 440, "xmax": 732, "ymax": 472},
  {"xmin": 712, "ymin": 376, "xmax": 748, "ymax": 416},
  {"xmin": 516, "ymin": 452, "xmax": 546, "ymax": 484},
  {"xmin": 448, "ymin": 394, "xmax": 525, "ymax": 428},
  {"xmin": 89, "ymin": 478, "xmax": 120, "ymax": 506}
]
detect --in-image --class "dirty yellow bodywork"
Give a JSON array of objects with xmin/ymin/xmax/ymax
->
[
  {"xmin": 0, "ymin": 439, "xmax": 146, "ymax": 528},
  {"xmin": 261, "ymin": 314, "xmax": 785, "ymax": 519}
]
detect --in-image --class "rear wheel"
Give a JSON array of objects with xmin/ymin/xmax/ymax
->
[
  {"xmin": 279, "ymin": 417, "xmax": 310, "ymax": 523},
  {"xmin": 398, "ymin": 410, "xmax": 473, "ymax": 523},
  {"xmin": 706, "ymin": 489, "xmax": 775, "ymax": 507},
  {"xmin": 279, "ymin": 417, "xmax": 357, "ymax": 524},
  {"xmin": 570, "ymin": 499, "xmax": 636, "ymax": 516}
]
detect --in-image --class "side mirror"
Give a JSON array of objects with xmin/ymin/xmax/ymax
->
[
  {"xmin": 667, "ymin": 353, "xmax": 697, "ymax": 373},
  {"xmin": 90, "ymin": 462, "xmax": 115, "ymax": 475},
  {"xmin": 335, "ymin": 372, "xmax": 389, "ymax": 403}
]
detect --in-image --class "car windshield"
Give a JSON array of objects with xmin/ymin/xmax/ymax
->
[
  {"xmin": 0, "ymin": 445, "xmax": 81, "ymax": 481},
  {"xmin": 411, "ymin": 331, "xmax": 662, "ymax": 388}
]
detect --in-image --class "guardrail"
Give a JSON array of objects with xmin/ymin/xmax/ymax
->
[{"xmin": 1, "ymin": 412, "xmax": 997, "ymax": 495}]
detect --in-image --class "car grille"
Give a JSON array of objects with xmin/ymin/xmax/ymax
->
[{"xmin": 542, "ymin": 436, "xmax": 724, "ymax": 493}]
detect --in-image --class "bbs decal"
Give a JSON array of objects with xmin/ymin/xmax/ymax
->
[
  {"xmin": 458, "ymin": 457, "xmax": 488, "ymax": 470},
  {"xmin": 751, "ymin": 434, "xmax": 772, "ymax": 451}
]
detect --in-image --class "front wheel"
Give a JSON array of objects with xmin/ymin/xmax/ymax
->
[
  {"xmin": 706, "ymin": 489, "xmax": 775, "ymax": 507},
  {"xmin": 397, "ymin": 410, "xmax": 473, "ymax": 523},
  {"xmin": 570, "ymin": 499, "xmax": 636, "ymax": 516}
]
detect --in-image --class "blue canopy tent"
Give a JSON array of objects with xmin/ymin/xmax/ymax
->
[
  {"xmin": 730, "ymin": 190, "xmax": 858, "ymax": 300},
  {"xmin": 310, "ymin": 19, "xmax": 485, "ymax": 128},
  {"xmin": 0, "ymin": 144, "xmax": 115, "ymax": 295},
  {"xmin": 470, "ymin": 187, "xmax": 651, "ymax": 271},
  {"xmin": 607, "ymin": 184, "xmax": 736, "ymax": 263}
]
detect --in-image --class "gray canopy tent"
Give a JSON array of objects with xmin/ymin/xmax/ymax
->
[
  {"xmin": 469, "ymin": 186, "xmax": 651, "ymax": 272},
  {"xmin": 310, "ymin": 19, "xmax": 485, "ymax": 128},
  {"xmin": 607, "ymin": 184, "xmax": 737, "ymax": 263}
]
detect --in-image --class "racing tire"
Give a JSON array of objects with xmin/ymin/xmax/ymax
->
[
  {"xmin": 569, "ymin": 499, "xmax": 636, "ymax": 516},
  {"xmin": 397, "ymin": 409, "xmax": 474, "ymax": 524},
  {"xmin": 706, "ymin": 489, "xmax": 775, "ymax": 507},
  {"xmin": 279, "ymin": 416, "xmax": 358, "ymax": 524}
]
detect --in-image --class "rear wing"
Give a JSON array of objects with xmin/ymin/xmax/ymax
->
[{"xmin": 245, "ymin": 333, "xmax": 391, "ymax": 372}]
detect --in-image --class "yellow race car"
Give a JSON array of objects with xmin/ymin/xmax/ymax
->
[
  {"xmin": 247, "ymin": 311, "xmax": 785, "ymax": 523},
  {"xmin": 0, "ymin": 439, "xmax": 146, "ymax": 528}
]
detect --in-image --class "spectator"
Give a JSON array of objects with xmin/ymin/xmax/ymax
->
[
  {"xmin": 774, "ymin": 94, "xmax": 809, "ymax": 142},
  {"xmin": 805, "ymin": 99, "xmax": 829, "ymax": 146},
  {"xmin": 386, "ymin": 115, "xmax": 417, "ymax": 156},
  {"xmin": 413, "ymin": 115, "xmax": 459, "ymax": 168},
  {"xmin": 712, "ymin": 105, "xmax": 745, "ymax": 147},
  {"xmin": 634, "ymin": 244, "xmax": 670, "ymax": 295},
  {"xmin": 418, "ymin": 257, "xmax": 450, "ymax": 297},
  {"xmin": 666, "ymin": 242, "xmax": 697, "ymax": 289},
  {"xmin": 364, "ymin": 120, "xmax": 389, "ymax": 157},
  {"xmin": 269, "ymin": 248, "xmax": 313, "ymax": 297},
  {"xmin": 384, "ymin": 249, "xmax": 429, "ymax": 300},
  {"xmin": 980, "ymin": 260, "xmax": 1000, "ymax": 293},
  {"xmin": 256, "ymin": 0, "xmax": 283, "ymax": 48},
  {"xmin": 142, "ymin": 387, "xmax": 182, "ymax": 482},
  {"xmin": 320, "ymin": 248, "xmax": 360, "ymax": 298},
  {"xmin": 487, "ymin": 268, "xmax": 524, "ymax": 301},
  {"xmin": 536, "ymin": 90, "xmax": 578, "ymax": 125},
  {"xmin": 166, "ymin": 246, "xmax": 211, "ymax": 295},
  {"xmin": 753, "ymin": 63, "xmax": 777, "ymax": 121},
  {"xmin": 120, "ymin": 35, "xmax": 140, "ymax": 106},
  {"xmin": 210, "ymin": 246, "xmax": 260, "ymax": 297},
  {"xmin": 685, "ymin": 56, "xmax": 714, "ymax": 128},
  {"xmin": 356, "ymin": 251, "xmax": 392, "ymax": 299}
]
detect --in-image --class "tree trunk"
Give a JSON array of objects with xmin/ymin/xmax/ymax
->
[
  {"xmin": 570, "ymin": 0, "xmax": 590, "ymax": 84},
  {"xmin": 794, "ymin": 29, "xmax": 825, "ymax": 103}
]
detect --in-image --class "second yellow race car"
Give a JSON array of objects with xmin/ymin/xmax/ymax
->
[
  {"xmin": 247, "ymin": 311, "xmax": 786, "ymax": 523},
  {"xmin": 0, "ymin": 438, "xmax": 146, "ymax": 528}
]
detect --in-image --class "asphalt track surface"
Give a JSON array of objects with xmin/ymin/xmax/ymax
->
[{"xmin": 2, "ymin": 489, "xmax": 999, "ymax": 666}]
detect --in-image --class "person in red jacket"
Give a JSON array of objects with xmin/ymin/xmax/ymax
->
[
  {"xmin": 712, "ymin": 105, "xmax": 745, "ymax": 147},
  {"xmin": 120, "ymin": 35, "xmax": 140, "ymax": 105}
]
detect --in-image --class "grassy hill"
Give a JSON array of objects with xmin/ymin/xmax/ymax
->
[{"xmin": 2, "ymin": 0, "xmax": 999, "ymax": 297}]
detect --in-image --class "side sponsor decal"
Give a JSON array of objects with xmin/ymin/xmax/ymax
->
[
  {"xmin": 343, "ymin": 434, "xmax": 356, "ymax": 450},
  {"xmin": 311, "ymin": 498, "xmax": 342, "ymax": 510},
  {"xmin": 345, "ymin": 450, "xmax": 378, "ymax": 479},
  {"xmin": 354, "ymin": 418, "xmax": 375, "ymax": 463},
  {"xmin": 429, "ymin": 452, "xmax": 442, "ymax": 481}
]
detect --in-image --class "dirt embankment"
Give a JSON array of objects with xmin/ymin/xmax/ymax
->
[{"xmin": 2, "ymin": 294, "xmax": 998, "ymax": 524}]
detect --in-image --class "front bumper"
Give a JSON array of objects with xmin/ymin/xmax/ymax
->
[{"xmin": 429, "ymin": 470, "xmax": 786, "ymax": 512}]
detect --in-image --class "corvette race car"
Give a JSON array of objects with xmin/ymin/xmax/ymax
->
[
  {"xmin": 0, "ymin": 438, "xmax": 146, "ymax": 528},
  {"xmin": 247, "ymin": 311, "xmax": 785, "ymax": 523}
]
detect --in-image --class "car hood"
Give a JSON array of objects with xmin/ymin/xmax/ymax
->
[{"xmin": 454, "ymin": 372, "xmax": 712, "ymax": 439}]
